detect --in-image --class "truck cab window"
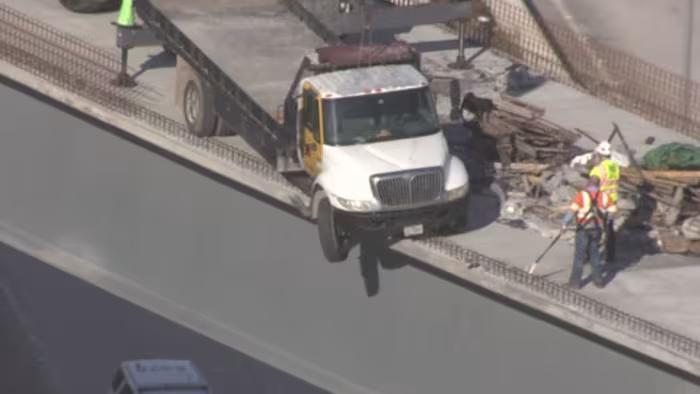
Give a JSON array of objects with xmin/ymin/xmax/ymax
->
[
  {"xmin": 323, "ymin": 87, "xmax": 440, "ymax": 146},
  {"xmin": 302, "ymin": 89, "xmax": 321, "ymax": 142}
]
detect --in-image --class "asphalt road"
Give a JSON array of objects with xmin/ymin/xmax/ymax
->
[
  {"xmin": 0, "ymin": 242, "xmax": 327, "ymax": 394},
  {"xmin": 0, "ymin": 77, "xmax": 699, "ymax": 393}
]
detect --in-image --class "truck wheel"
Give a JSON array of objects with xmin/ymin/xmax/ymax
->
[
  {"xmin": 445, "ymin": 196, "xmax": 470, "ymax": 233},
  {"xmin": 317, "ymin": 198, "xmax": 350, "ymax": 262},
  {"xmin": 183, "ymin": 76, "xmax": 217, "ymax": 137},
  {"xmin": 59, "ymin": 0, "xmax": 119, "ymax": 13}
]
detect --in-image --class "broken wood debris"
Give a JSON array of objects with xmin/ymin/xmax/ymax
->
[
  {"xmin": 463, "ymin": 93, "xmax": 581, "ymax": 165},
  {"xmin": 620, "ymin": 168, "xmax": 700, "ymax": 255}
]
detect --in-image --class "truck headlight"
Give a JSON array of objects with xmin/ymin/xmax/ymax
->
[
  {"xmin": 334, "ymin": 196, "xmax": 378, "ymax": 212},
  {"xmin": 446, "ymin": 184, "xmax": 468, "ymax": 201}
]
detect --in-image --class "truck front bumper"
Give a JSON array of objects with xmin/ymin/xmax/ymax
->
[{"xmin": 337, "ymin": 197, "xmax": 469, "ymax": 236}]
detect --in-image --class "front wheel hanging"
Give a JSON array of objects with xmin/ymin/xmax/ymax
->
[{"xmin": 317, "ymin": 198, "xmax": 350, "ymax": 263}]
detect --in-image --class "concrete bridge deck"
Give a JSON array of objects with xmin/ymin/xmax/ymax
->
[{"xmin": 0, "ymin": 0, "xmax": 699, "ymax": 389}]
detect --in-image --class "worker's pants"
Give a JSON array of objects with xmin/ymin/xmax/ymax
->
[
  {"xmin": 571, "ymin": 227, "xmax": 604, "ymax": 288},
  {"xmin": 605, "ymin": 218, "xmax": 616, "ymax": 262}
]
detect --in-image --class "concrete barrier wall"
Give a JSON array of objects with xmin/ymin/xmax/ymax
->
[{"xmin": 0, "ymin": 81, "xmax": 698, "ymax": 394}]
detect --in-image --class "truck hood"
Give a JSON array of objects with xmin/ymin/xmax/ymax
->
[
  {"xmin": 323, "ymin": 132, "xmax": 447, "ymax": 173},
  {"xmin": 320, "ymin": 132, "xmax": 449, "ymax": 200}
]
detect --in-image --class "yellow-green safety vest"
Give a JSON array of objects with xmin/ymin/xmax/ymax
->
[{"xmin": 589, "ymin": 159, "xmax": 620, "ymax": 202}]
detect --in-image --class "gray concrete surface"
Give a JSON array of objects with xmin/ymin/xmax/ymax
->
[
  {"xmin": 531, "ymin": 0, "xmax": 700, "ymax": 80},
  {"xmin": 2, "ymin": 65, "xmax": 700, "ymax": 394},
  {"xmin": 2, "ymin": 0, "xmax": 700, "ymax": 374},
  {"xmin": 0, "ymin": 242, "xmax": 327, "ymax": 394},
  {"xmin": 4, "ymin": 0, "xmax": 698, "ymax": 372}
]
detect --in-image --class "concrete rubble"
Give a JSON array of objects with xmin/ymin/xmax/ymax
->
[{"xmin": 453, "ymin": 93, "xmax": 700, "ymax": 257}]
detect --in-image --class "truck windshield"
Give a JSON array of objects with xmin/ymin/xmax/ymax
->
[{"xmin": 323, "ymin": 87, "xmax": 440, "ymax": 146}]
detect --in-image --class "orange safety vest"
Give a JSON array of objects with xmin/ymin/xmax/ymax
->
[
  {"xmin": 570, "ymin": 189, "xmax": 616, "ymax": 226},
  {"xmin": 589, "ymin": 159, "xmax": 620, "ymax": 202}
]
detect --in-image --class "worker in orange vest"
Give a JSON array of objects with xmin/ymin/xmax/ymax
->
[
  {"xmin": 589, "ymin": 141, "xmax": 620, "ymax": 263},
  {"xmin": 561, "ymin": 176, "xmax": 617, "ymax": 289}
]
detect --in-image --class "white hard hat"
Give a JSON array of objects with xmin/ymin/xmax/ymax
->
[{"xmin": 594, "ymin": 141, "xmax": 612, "ymax": 156}]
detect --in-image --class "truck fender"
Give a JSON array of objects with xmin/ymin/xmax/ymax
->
[{"xmin": 310, "ymin": 186, "xmax": 327, "ymax": 220}]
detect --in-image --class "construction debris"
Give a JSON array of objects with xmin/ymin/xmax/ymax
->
[
  {"xmin": 460, "ymin": 96, "xmax": 700, "ymax": 257},
  {"xmin": 495, "ymin": 64, "xmax": 546, "ymax": 94},
  {"xmin": 463, "ymin": 93, "xmax": 581, "ymax": 167},
  {"xmin": 620, "ymin": 168, "xmax": 700, "ymax": 251},
  {"xmin": 682, "ymin": 216, "xmax": 700, "ymax": 241}
]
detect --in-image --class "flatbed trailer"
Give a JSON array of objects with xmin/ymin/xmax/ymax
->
[{"xmin": 136, "ymin": 0, "xmax": 321, "ymax": 167}]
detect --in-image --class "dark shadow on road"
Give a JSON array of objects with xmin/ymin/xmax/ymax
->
[
  {"xmin": 602, "ymin": 192, "xmax": 659, "ymax": 283},
  {"xmin": 132, "ymin": 50, "xmax": 176, "ymax": 80}
]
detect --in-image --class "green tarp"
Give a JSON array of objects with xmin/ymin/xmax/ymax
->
[{"xmin": 641, "ymin": 143, "xmax": 700, "ymax": 170}]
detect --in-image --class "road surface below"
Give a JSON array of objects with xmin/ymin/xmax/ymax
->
[
  {"xmin": 0, "ymin": 78, "xmax": 699, "ymax": 393},
  {"xmin": 0, "ymin": 242, "xmax": 327, "ymax": 394}
]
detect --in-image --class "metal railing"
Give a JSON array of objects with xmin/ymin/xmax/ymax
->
[
  {"xmin": 418, "ymin": 238, "xmax": 700, "ymax": 360},
  {"xmin": 0, "ymin": 3, "xmax": 291, "ymax": 189},
  {"xmin": 1, "ymin": 1, "xmax": 699, "ymax": 371},
  {"xmin": 391, "ymin": 0, "xmax": 700, "ymax": 141}
]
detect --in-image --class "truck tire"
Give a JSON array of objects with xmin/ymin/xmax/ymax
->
[
  {"xmin": 317, "ymin": 198, "xmax": 350, "ymax": 262},
  {"xmin": 182, "ymin": 76, "xmax": 217, "ymax": 137},
  {"xmin": 59, "ymin": 0, "xmax": 119, "ymax": 13},
  {"xmin": 450, "ymin": 196, "xmax": 470, "ymax": 231},
  {"xmin": 441, "ymin": 196, "xmax": 469, "ymax": 234}
]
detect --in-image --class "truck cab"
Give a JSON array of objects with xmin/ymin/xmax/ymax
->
[{"xmin": 293, "ymin": 47, "xmax": 470, "ymax": 262}]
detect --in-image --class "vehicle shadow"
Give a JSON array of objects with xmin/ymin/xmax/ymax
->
[{"xmin": 445, "ymin": 122, "xmax": 502, "ymax": 232}]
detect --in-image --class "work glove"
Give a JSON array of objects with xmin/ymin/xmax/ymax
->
[{"xmin": 570, "ymin": 152, "xmax": 593, "ymax": 168}]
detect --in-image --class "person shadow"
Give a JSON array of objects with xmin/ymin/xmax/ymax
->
[{"xmin": 598, "ymin": 191, "xmax": 659, "ymax": 286}]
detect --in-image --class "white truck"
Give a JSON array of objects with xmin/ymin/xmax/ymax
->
[{"xmin": 61, "ymin": 0, "xmax": 473, "ymax": 262}]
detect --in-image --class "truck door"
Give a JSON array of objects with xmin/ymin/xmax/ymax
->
[{"xmin": 301, "ymin": 84, "xmax": 323, "ymax": 177}]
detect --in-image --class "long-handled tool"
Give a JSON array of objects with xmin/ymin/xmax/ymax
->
[{"xmin": 528, "ymin": 226, "xmax": 567, "ymax": 274}]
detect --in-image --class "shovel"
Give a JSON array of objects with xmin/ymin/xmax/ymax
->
[{"xmin": 528, "ymin": 226, "xmax": 567, "ymax": 274}]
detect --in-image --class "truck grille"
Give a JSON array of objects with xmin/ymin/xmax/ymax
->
[{"xmin": 371, "ymin": 168, "xmax": 444, "ymax": 207}]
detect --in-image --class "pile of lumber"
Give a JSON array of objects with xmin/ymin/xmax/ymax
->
[
  {"xmin": 494, "ymin": 95, "xmax": 581, "ymax": 163},
  {"xmin": 468, "ymin": 94, "xmax": 581, "ymax": 165},
  {"xmin": 495, "ymin": 95, "xmax": 580, "ymax": 163},
  {"xmin": 621, "ymin": 169, "xmax": 700, "ymax": 218},
  {"xmin": 621, "ymin": 168, "xmax": 700, "ymax": 255}
]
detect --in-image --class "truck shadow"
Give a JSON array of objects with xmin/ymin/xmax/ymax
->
[{"xmin": 352, "ymin": 186, "xmax": 501, "ymax": 298}]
